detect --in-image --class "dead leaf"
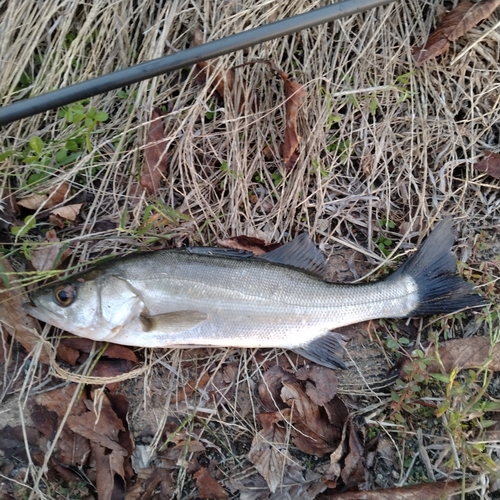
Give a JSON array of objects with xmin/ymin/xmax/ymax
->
[
  {"xmin": 30, "ymin": 404, "xmax": 58, "ymax": 441},
  {"xmin": 140, "ymin": 107, "xmax": 168, "ymax": 195},
  {"xmin": 192, "ymin": 30, "xmax": 247, "ymax": 113},
  {"xmin": 49, "ymin": 213, "xmax": 65, "ymax": 228},
  {"xmin": 58, "ymin": 336, "xmax": 138, "ymax": 363},
  {"xmin": 91, "ymin": 441, "xmax": 126, "ymax": 500},
  {"xmin": 0, "ymin": 259, "xmax": 49, "ymax": 364},
  {"xmin": 30, "ymin": 229, "xmax": 65, "ymax": 271},
  {"xmin": 50, "ymin": 203, "xmax": 82, "ymax": 221},
  {"xmin": 258, "ymin": 365, "xmax": 294, "ymax": 411},
  {"xmin": 474, "ymin": 149, "xmax": 500, "ymax": 179},
  {"xmin": 173, "ymin": 371, "xmax": 211, "ymax": 403},
  {"xmin": 194, "ymin": 30, "xmax": 235, "ymax": 98},
  {"xmin": 16, "ymin": 182, "xmax": 71, "ymax": 210},
  {"xmin": 194, "ymin": 467, "xmax": 229, "ymax": 499},
  {"xmin": 229, "ymin": 465, "xmax": 326, "ymax": 500},
  {"xmin": 17, "ymin": 193, "xmax": 48, "ymax": 210},
  {"xmin": 46, "ymin": 182, "xmax": 71, "ymax": 208},
  {"xmin": 341, "ymin": 421, "xmax": 365, "ymax": 488},
  {"xmin": 264, "ymin": 61, "xmax": 307, "ymax": 169},
  {"xmin": 414, "ymin": 0, "xmax": 500, "ymax": 64},
  {"xmin": 324, "ymin": 480, "xmax": 461, "ymax": 499},
  {"xmin": 67, "ymin": 393, "xmax": 129, "ymax": 500},
  {"xmin": 424, "ymin": 337, "xmax": 500, "ymax": 373},
  {"xmin": 280, "ymin": 382, "xmax": 337, "ymax": 456},
  {"xmin": 296, "ymin": 364, "xmax": 338, "ymax": 406},
  {"xmin": 218, "ymin": 235, "xmax": 281, "ymax": 256},
  {"xmin": 248, "ymin": 412, "xmax": 293, "ymax": 493},
  {"xmin": 141, "ymin": 468, "xmax": 173, "ymax": 500}
]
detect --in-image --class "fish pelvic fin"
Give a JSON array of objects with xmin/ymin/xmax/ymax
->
[
  {"xmin": 387, "ymin": 217, "xmax": 484, "ymax": 315},
  {"xmin": 293, "ymin": 332, "xmax": 347, "ymax": 370}
]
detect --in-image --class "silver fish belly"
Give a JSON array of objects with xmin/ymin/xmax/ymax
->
[{"xmin": 25, "ymin": 218, "xmax": 483, "ymax": 369}]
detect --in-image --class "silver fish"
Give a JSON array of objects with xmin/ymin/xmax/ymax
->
[{"xmin": 24, "ymin": 218, "xmax": 483, "ymax": 369}]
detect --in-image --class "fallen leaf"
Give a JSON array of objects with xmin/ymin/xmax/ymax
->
[
  {"xmin": 280, "ymin": 382, "xmax": 337, "ymax": 456},
  {"xmin": 206, "ymin": 362, "xmax": 239, "ymax": 405},
  {"xmin": 0, "ymin": 259, "xmax": 49, "ymax": 363},
  {"xmin": 46, "ymin": 182, "xmax": 71, "ymax": 208},
  {"xmin": 35, "ymin": 385, "xmax": 87, "ymax": 420},
  {"xmin": 194, "ymin": 467, "xmax": 229, "ymax": 499},
  {"xmin": 141, "ymin": 468, "xmax": 173, "ymax": 500},
  {"xmin": 258, "ymin": 365, "xmax": 294, "ymax": 411},
  {"xmin": 67, "ymin": 393, "xmax": 129, "ymax": 500},
  {"xmin": 16, "ymin": 182, "xmax": 71, "ymax": 210},
  {"xmin": 296, "ymin": 364, "xmax": 338, "ymax": 406},
  {"xmin": 341, "ymin": 421, "xmax": 365, "ymax": 488},
  {"xmin": 49, "ymin": 213, "xmax": 65, "ymax": 228},
  {"xmin": 30, "ymin": 404, "xmax": 58, "ymax": 441},
  {"xmin": 228, "ymin": 465, "xmax": 326, "ymax": 500},
  {"xmin": 140, "ymin": 107, "xmax": 168, "ymax": 195},
  {"xmin": 424, "ymin": 337, "xmax": 500, "ymax": 373},
  {"xmin": 91, "ymin": 441, "xmax": 126, "ymax": 500},
  {"xmin": 50, "ymin": 203, "xmax": 82, "ymax": 221},
  {"xmin": 0, "ymin": 425, "xmax": 48, "ymax": 468},
  {"xmin": 264, "ymin": 61, "xmax": 307, "ymax": 169},
  {"xmin": 17, "ymin": 193, "xmax": 48, "ymax": 210},
  {"xmin": 192, "ymin": 30, "xmax": 247, "ymax": 113},
  {"xmin": 248, "ymin": 411, "xmax": 293, "ymax": 493},
  {"xmin": 173, "ymin": 371, "xmax": 211, "ymax": 403},
  {"xmin": 324, "ymin": 480, "xmax": 461, "ymax": 499},
  {"xmin": 323, "ymin": 419, "xmax": 348, "ymax": 488},
  {"xmin": 474, "ymin": 149, "xmax": 500, "ymax": 179},
  {"xmin": 218, "ymin": 235, "xmax": 281, "ymax": 256},
  {"xmin": 30, "ymin": 229, "xmax": 65, "ymax": 271},
  {"xmin": 414, "ymin": 0, "xmax": 500, "ymax": 65},
  {"xmin": 58, "ymin": 337, "xmax": 138, "ymax": 363}
]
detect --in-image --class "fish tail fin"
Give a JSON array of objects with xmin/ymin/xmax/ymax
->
[{"xmin": 388, "ymin": 217, "xmax": 484, "ymax": 315}]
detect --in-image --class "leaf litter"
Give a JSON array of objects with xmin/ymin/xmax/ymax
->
[
  {"xmin": 140, "ymin": 107, "xmax": 169, "ymax": 195},
  {"xmin": 414, "ymin": 0, "xmax": 500, "ymax": 64},
  {"xmin": 474, "ymin": 150, "xmax": 500, "ymax": 179}
]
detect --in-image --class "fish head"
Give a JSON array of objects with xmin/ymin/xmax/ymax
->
[{"xmin": 25, "ymin": 272, "xmax": 146, "ymax": 342}]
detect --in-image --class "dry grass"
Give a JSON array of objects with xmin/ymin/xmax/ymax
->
[{"xmin": 1, "ymin": 0, "xmax": 499, "ymax": 498}]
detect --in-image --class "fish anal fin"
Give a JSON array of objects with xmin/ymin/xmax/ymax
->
[
  {"xmin": 261, "ymin": 233, "xmax": 327, "ymax": 277},
  {"xmin": 140, "ymin": 310, "xmax": 208, "ymax": 333},
  {"xmin": 292, "ymin": 332, "xmax": 347, "ymax": 370}
]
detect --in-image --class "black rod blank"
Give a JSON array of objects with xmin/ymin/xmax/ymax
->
[{"xmin": 0, "ymin": 0, "xmax": 394, "ymax": 126}]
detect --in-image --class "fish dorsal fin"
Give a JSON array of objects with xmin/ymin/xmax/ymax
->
[
  {"xmin": 260, "ymin": 233, "xmax": 327, "ymax": 277},
  {"xmin": 183, "ymin": 247, "xmax": 255, "ymax": 258}
]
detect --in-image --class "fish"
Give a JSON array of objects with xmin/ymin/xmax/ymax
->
[{"xmin": 24, "ymin": 218, "xmax": 483, "ymax": 369}]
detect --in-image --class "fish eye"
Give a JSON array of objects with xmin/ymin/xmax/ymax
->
[{"xmin": 54, "ymin": 284, "xmax": 76, "ymax": 307}]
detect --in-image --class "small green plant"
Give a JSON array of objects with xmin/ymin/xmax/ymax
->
[
  {"xmin": 393, "ymin": 71, "xmax": 415, "ymax": 103},
  {"xmin": 373, "ymin": 218, "xmax": 397, "ymax": 256},
  {"xmin": 11, "ymin": 215, "xmax": 37, "ymax": 238},
  {"xmin": 10, "ymin": 102, "xmax": 109, "ymax": 188},
  {"xmin": 326, "ymin": 137, "xmax": 350, "ymax": 163},
  {"xmin": 311, "ymin": 159, "xmax": 329, "ymax": 178}
]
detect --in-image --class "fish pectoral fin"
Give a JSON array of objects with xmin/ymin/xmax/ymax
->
[
  {"xmin": 292, "ymin": 332, "xmax": 348, "ymax": 370},
  {"xmin": 140, "ymin": 310, "xmax": 208, "ymax": 333}
]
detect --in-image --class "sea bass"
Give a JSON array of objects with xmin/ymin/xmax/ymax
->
[{"xmin": 25, "ymin": 218, "xmax": 483, "ymax": 369}]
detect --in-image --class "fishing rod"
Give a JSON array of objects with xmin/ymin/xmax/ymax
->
[{"xmin": 0, "ymin": 0, "xmax": 395, "ymax": 126}]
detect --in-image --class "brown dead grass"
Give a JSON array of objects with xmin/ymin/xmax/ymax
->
[{"xmin": 1, "ymin": 0, "xmax": 499, "ymax": 498}]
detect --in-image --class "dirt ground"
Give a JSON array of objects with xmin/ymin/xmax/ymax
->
[{"xmin": 1, "ymin": 0, "xmax": 499, "ymax": 499}]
